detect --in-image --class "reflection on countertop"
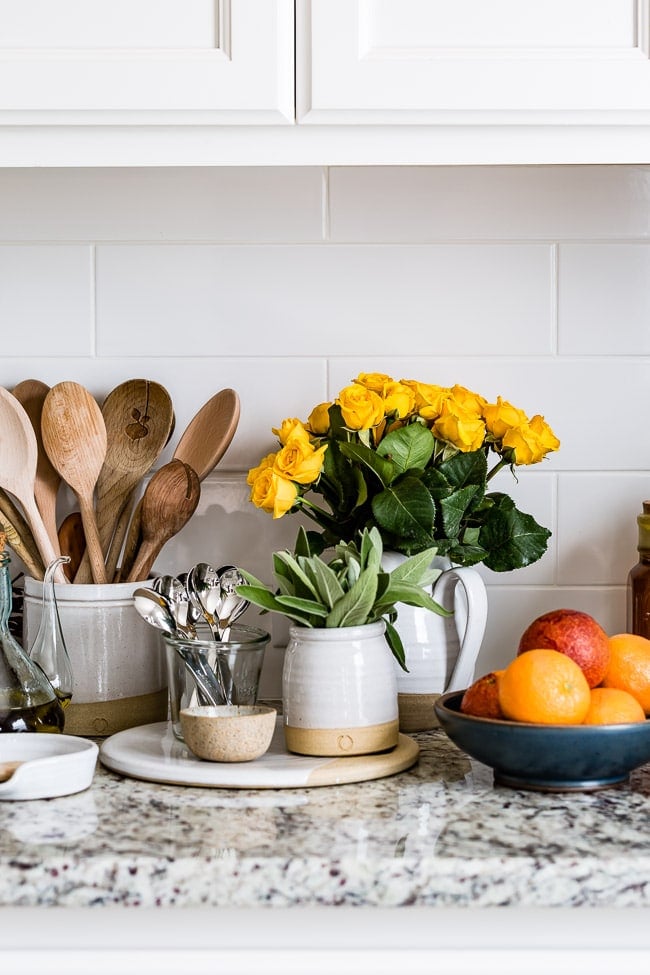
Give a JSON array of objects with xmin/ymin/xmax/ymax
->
[{"xmin": 0, "ymin": 727, "xmax": 648, "ymax": 908}]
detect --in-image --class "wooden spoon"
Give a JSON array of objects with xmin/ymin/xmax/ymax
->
[
  {"xmin": 0, "ymin": 387, "xmax": 64, "ymax": 582},
  {"xmin": 11, "ymin": 379, "xmax": 61, "ymax": 557},
  {"xmin": 125, "ymin": 460, "xmax": 200, "ymax": 583},
  {"xmin": 117, "ymin": 389, "xmax": 239, "ymax": 581},
  {"xmin": 0, "ymin": 489, "xmax": 45, "ymax": 580},
  {"xmin": 173, "ymin": 387, "xmax": 240, "ymax": 480},
  {"xmin": 57, "ymin": 512, "xmax": 86, "ymax": 581},
  {"xmin": 74, "ymin": 379, "xmax": 174, "ymax": 584},
  {"xmin": 41, "ymin": 382, "xmax": 108, "ymax": 585}
]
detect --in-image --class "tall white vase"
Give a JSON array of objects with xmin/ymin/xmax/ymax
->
[
  {"xmin": 382, "ymin": 553, "xmax": 488, "ymax": 732},
  {"xmin": 282, "ymin": 620, "xmax": 399, "ymax": 757}
]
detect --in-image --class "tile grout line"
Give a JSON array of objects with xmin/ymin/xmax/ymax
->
[
  {"xmin": 550, "ymin": 242, "xmax": 559, "ymax": 356},
  {"xmin": 90, "ymin": 243, "xmax": 97, "ymax": 357},
  {"xmin": 321, "ymin": 166, "xmax": 331, "ymax": 241}
]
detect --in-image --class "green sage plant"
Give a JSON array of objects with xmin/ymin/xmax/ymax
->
[{"xmin": 237, "ymin": 526, "xmax": 449, "ymax": 670}]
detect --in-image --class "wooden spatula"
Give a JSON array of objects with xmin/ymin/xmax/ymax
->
[
  {"xmin": 0, "ymin": 489, "xmax": 45, "ymax": 580},
  {"xmin": 57, "ymin": 512, "xmax": 86, "ymax": 581}
]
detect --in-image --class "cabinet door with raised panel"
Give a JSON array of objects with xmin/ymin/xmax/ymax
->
[
  {"xmin": 297, "ymin": 0, "xmax": 650, "ymax": 125},
  {"xmin": 0, "ymin": 0, "xmax": 294, "ymax": 124}
]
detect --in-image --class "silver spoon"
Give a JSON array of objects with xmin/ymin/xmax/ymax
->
[
  {"xmin": 186, "ymin": 563, "xmax": 235, "ymax": 702},
  {"xmin": 216, "ymin": 566, "xmax": 249, "ymax": 641},
  {"xmin": 152, "ymin": 575, "xmax": 196, "ymax": 635},
  {"xmin": 133, "ymin": 587, "xmax": 224, "ymax": 706}
]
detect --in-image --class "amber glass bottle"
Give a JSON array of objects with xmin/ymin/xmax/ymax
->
[{"xmin": 627, "ymin": 501, "xmax": 650, "ymax": 638}]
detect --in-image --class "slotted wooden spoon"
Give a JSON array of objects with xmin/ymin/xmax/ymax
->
[
  {"xmin": 117, "ymin": 388, "xmax": 239, "ymax": 581},
  {"xmin": 74, "ymin": 378, "xmax": 174, "ymax": 584},
  {"xmin": 41, "ymin": 382, "xmax": 108, "ymax": 585},
  {"xmin": 11, "ymin": 379, "xmax": 61, "ymax": 557},
  {"xmin": 0, "ymin": 386, "xmax": 65, "ymax": 582},
  {"xmin": 125, "ymin": 460, "xmax": 200, "ymax": 583}
]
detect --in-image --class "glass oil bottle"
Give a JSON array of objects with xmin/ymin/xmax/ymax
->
[
  {"xmin": 0, "ymin": 539, "xmax": 65, "ymax": 733},
  {"xmin": 627, "ymin": 501, "xmax": 650, "ymax": 638}
]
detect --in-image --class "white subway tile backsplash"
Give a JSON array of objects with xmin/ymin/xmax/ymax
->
[
  {"xmin": 330, "ymin": 166, "xmax": 650, "ymax": 242},
  {"xmin": 558, "ymin": 244, "xmax": 650, "ymax": 354},
  {"xmin": 0, "ymin": 168, "xmax": 324, "ymax": 242},
  {"xmin": 0, "ymin": 246, "xmax": 92, "ymax": 355},
  {"xmin": 1, "ymin": 163, "xmax": 650, "ymax": 698},
  {"xmin": 557, "ymin": 474, "xmax": 649, "ymax": 587},
  {"xmin": 96, "ymin": 243, "xmax": 552, "ymax": 358}
]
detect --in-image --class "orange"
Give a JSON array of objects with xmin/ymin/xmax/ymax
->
[
  {"xmin": 582, "ymin": 687, "xmax": 645, "ymax": 725},
  {"xmin": 498, "ymin": 648, "xmax": 591, "ymax": 724},
  {"xmin": 460, "ymin": 671, "xmax": 504, "ymax": 719},
  {"xmin": 602, "ymin": 633, "xmax": 650, "ymax": 715}
]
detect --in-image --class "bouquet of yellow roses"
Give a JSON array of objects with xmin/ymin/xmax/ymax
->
[{"xmin": 247, "ymin": 373, "xmax": 560, "ymax": 572}]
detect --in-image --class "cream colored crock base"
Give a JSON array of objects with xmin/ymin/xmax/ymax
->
[
  {"xmin": 63, "ymin": 688, "xmax": 168, "ymax": 738},
  {"xmin": 397, "ymin": 692, "xmax": 442, "ymax": 733},
  {"xmin": 284, "ymin": 719, "xmax": 399, "ymax": 757}
]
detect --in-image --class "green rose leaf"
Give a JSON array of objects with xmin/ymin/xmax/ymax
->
[
  {"xmin": 371, "ymin": 476, "xmax": 435, "ymax": 540},
  {"xmin": 439, "ymin": 484, "xmax": 481, "ymax": 539},
  {"xmin": 479, "ymin": 493, "xmax": 551, "ymax": 572},
  {"xmin": 376, "ymin": 423, "xmax": 435, "ymax": 475},
  {"xmin": 338, "ymin": 440, "xmax": 396, "ymax": 488},
  {"xmin": 438, "ymin": 449, "xmax": 488, "ymax": 491},
  {"xmin": 421, "ymin": 467, "xmax": 453, "ymax": 501}
]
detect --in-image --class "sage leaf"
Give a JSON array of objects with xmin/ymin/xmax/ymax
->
[{"xmin": 326, "ymin": 568, "xmax": 378, "ymax": 628}]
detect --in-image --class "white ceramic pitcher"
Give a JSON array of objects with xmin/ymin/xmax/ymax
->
[{"xmin": 382, "ymin": 553, "xmax": 488, "ymax": 732}]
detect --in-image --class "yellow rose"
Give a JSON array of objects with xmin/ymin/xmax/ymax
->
[
  {"xmin": 272, "ymin": 417, "xmax": 310, "ymax": 446},
  {"xmin": 449, "ymin": 384, "xmax": 487, "ymax": 413},
  {"xmin": 401, "ymin": 379, "xmax": 450, "ymax": 418},
  {"xmin": 274, "ymin": 439, "xmax": 327, "ymax": 485},
  {"xmin": 483, "ymin": 397, "xmax": 529, "ymax": 441},
  {"xmin": 249, "ymin": 468, "xmax": 298, "ymax": 518},
  {"xmin": 246, "ymin": 452, "xmax": 276, "ymax": 486},
  {"xmin": 502, "ymin": 415, "xmax": 559, "ymax": 465},
  {"xmin": 353, "ymin": 372, "xmax": 394, "ymax": 393},
  {"xmin": 382, "ymin": 381, "xmax": 416, "ymax": 419},
  {"xmin": 433, "ymin": 400, "xmax": 486, "ymax": 452},
  {"xmin": 336, "ymin": 384, "xmax": 385, "ymax": 430},
  {"xmin": 307, "ymin": 402, "xmax": 332, "ymax": 435}
]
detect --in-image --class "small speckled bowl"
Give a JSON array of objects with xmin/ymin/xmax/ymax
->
[{"xmin": 179, "ymin": 705, "xmax": 277, "ymax": 763}]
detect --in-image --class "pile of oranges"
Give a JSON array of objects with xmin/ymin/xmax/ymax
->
[{"xmin": 461, "ymin": 617, "xmax": 650, "ymax": 726}]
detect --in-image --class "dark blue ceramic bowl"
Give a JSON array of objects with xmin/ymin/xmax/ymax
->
[{"xmin": 434, "ymin": 690, "xmax": 650, "ymax": 792}]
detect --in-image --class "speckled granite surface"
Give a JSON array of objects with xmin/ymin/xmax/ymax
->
[{"xmin": 0, "ymin": 727, "xmax": 649, "ymax": 909}]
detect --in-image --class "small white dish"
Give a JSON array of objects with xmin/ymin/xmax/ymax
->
[{"xmin": 0, "ymin": 733, "xmax": 98, "ymax": 801}]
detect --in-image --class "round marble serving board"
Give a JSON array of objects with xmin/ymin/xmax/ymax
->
[{"xmin": 99, "ymin": 717, "xmax": 419, "ymax": 789}]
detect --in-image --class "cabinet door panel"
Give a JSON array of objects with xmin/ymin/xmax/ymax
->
[
  {"xmin": 298, "ymin": 0, "xmax": 650, "ymax": 122},
  {"xmin": 0, "ymin": 0, "xmax": 294, "ymax": 123}
]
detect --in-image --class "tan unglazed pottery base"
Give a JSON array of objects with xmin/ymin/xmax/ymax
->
[
  {"xmin": 284, "ymin": 718, "xmax": 399, "ymax": 757},
  {"xmin": 398, "ymin": 692, "xmax": 442, "ymax": 733},
  {"xmin": 63, "ymin": 688, "xmax": 169, "ymax": 738}
]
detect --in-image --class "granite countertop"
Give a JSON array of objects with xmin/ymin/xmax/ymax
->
[{"xmin": 1, "ymin": 726, "xmax": 649, "ymax": 910}]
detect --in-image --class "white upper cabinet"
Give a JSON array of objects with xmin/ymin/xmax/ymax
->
[
  {"xmin": 0, "ymin": 0, "xmax": 294, "ymax": 124},
  {"xmin": 296, "ymin": 0, "xmax": 650, "ymax": 163},
  {"xmin": 3, "ymin": 0, "xmax": 650, "ymax": 165}
]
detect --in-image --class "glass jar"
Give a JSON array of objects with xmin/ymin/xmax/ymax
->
[{"xmin": 0, "ymin": 550, "xmax": 64, "ymax": 733}]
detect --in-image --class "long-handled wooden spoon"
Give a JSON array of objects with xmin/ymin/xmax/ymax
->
[
  {"xmin": 0, "ymin": 387, "xmax": 65, "ymax": 582},
  {"xmin": 0, "ymin": 489, "xmax": 45, "ymax": 580},
  {"xmin": 74, "ymin": 378, "xmax": 174, "ymax": 584},
  {"xmin": 57, "ymin": 511, "xmax": 86, "ymax": 581},
  {"xmin": 125, "ymin": 460, "xmax": 200, "ymax": 583},
  {"xmin": 11, "ymin": 379, "xmax": 61, "ymax": 557},
  {"xmin": 117, "ymin": 389, "xmax": 239, "ymax": 581},
  {"xmin": 41, "ymin": 382, "xmax": 108, "ymax": 585}
]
